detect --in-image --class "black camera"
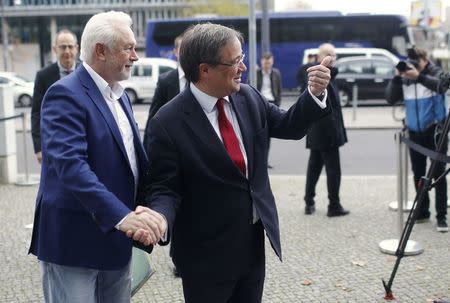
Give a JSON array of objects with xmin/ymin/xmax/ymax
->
[
  {"xmin": 407, "ymin": 47, "xmax": 419, "ymax": 60},
  {"xmin": 396, "ymin": 46, "xmax": 421, "ymax": 72},
  {"xmin": 396, "ymin": 59, "xmax": 419, "ymax": 72},
  {"xmin": 396, "ymin": 61, "xmax": 411, "ymax": 72}
]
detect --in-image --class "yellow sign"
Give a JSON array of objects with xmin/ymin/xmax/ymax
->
[{"xmin": 410, "ymin": 0, "xmax": 442, "ymax": 28}]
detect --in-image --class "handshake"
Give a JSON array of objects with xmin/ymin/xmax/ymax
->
[{"xmin": 118, "ymin": 206, "xmax": 167, "ymax": 247}]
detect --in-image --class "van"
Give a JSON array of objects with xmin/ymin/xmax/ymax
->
[
  {"xmin": 120, "ymin": 57, "xmax": 177, "ymax": 103},
  {"xmin": 302, "ymin": 47, "xmax": 399, "ymax": 65}
]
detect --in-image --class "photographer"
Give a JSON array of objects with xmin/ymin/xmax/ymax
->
[{"xmin": 386, "ymin": 46, "xmax": 448, "ymax": 232}]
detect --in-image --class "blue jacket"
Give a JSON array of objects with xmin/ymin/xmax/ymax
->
[
  {"xmin": 29, "ymin": 64, "xmax": 149, "ymax": 270},
  {"xmin": 386, "ymin": 61, "xmax": 447, "ymax": 132}
]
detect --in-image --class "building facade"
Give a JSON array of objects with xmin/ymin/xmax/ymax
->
[{"xmin": 0, "ymin": 0, "xmax": 190, "ymax": 75}]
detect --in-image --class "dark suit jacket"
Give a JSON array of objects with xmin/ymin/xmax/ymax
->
[
  {"xmin": 256, "ymin": 68, "xmax": 282, "ymax": 106},
  {"xmin": 143, "ymin": 68, "xmax": 180, "ymax": 152},
  {"xmin": 31, "ymin": 62, "xmax": 60, "ymax": 153},
  {"xmin": 145, "ymin": 84, "xmax": 330, "ymax": 280},
  {"xmin": 29, "ymin": 64, "xmax": 150, "ymax": 270},
  {"xmin": 306, "ymin": 69, "xmax": 347, "ymax": 150}
]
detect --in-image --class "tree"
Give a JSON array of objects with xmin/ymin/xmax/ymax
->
[{"xmin": 183, "ymin": 0, "xmax": 248, "ymax": 17}]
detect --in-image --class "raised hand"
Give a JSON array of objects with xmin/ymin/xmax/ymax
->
[{"xmin": 306, "ymin": 55, "xmax": 332, "ymax": 96}]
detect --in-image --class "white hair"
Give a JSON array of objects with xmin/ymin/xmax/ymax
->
[{"xmin": 80, "ymin": 11, "xmax": 132, "ymax": 63}]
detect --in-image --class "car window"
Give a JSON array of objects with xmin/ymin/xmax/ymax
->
[
  {"xmin": 132, "ymin": 65, "xmax": 152, "ymax": 77},
  {"xmin": 338, "ymin": 61, "xmax": 374, "ymax": 75},
  {"xmin": 0, "ymin": 77, "xmax": 10, "ymax": 84},
  {"xmin": 159, "ymin": 65, "xmax": 175, "ymax": 75},
  {"xmin": 374, "ymin": 61, "xmax": 395, "ymax": 76}
]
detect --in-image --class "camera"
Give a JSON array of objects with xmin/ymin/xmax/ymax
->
[
  {"xmin": 396, "ymin": 61, "xmax": 411, "ymax": 72},
  {"xmin": 396, "ymin": 46, "xmax": 421, "ymax": 72}
]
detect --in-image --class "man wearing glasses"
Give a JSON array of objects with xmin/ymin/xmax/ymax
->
[
  {"xmin": 144, "ymin": 23, "xmax": 332, "ymax": 303},
  {"xmin": 31, "ymin": 29, "xmax": 79, "ymax": 164}
]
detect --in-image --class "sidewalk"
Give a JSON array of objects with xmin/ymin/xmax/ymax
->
[{"xmin": 1, "ymin": 175, "xmax": 449, "ymax": 302}]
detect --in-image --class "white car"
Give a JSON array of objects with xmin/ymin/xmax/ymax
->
[
  {"xmin": 0, "ymin": 72, "xmax": 34, "ymax": 107},
  {"xmin": 302, "ymin": 47, "xmax": 399, "ymax": 65},
  {"xmin": 120, "ymin": 57, "xmax": 178, "ymax": 104}
]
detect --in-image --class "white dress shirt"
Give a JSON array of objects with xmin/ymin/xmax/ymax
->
[
  {"xmin": 190, "ymin": 83, "xmax": 248, "ymax": 177},
  {"xmin": 83, "ymin": 62, "xmax": 138, "ymax": 227},
  {"xmin": 260, "ymin": 69, "xmax": 275, "ymax": 101},
  {"xmin": 190, "ymin": 82, "xmax": 328, "ymax": 223},
  {"xmin": 178, "ymin": 65, "xmax": 187, "ymax": 92}
]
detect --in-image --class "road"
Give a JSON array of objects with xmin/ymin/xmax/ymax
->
[{"xmin": 13, "ymin": 97, "xmax": 398, "ymax": 176}]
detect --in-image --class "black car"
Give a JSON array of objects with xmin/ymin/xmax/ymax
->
[{"xmin": 334, "ymin": 56, "xmax": 396, "ymax": 106}]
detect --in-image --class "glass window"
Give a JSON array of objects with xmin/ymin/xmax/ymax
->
[
  {"xmin": 133, "ymin": 65, "xmax": 152, "ymax": 77},
  {"xmin": 338, "ymin": 60, "xmax": 373, "ymax": 74},
  {"xmin": 159, "ymin": 65, "xmax": 174, "ymax": 74},
  {"xmin": 374, "ymin": 61, "xmax": 395, "ymax": 76}
]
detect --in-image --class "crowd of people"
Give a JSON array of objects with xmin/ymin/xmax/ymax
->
[{"xmin": 27, "ymin": 10, "xmax": 448, "ymax": 303}]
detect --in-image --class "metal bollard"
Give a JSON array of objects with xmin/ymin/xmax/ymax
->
[
  {"xmin": 352, "ymin": 84, "xmax": 358, "ymax": 121},
  {"xmin": 15, "ymin": 111, "xmax": 38, "ymax": 186},
  {"xmin": 379, "ymin": 131, "xmax": 423, "ymax": 256}
]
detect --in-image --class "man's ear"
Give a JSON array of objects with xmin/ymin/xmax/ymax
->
[
  {"xmin": 95, "ymin": 43, "xmax": 107, "ymax": 61},
  {"xmin": 199, "ymin": 63, "xmax": 211, "ymax": 80}
]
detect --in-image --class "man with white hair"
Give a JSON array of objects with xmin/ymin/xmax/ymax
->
[{"xmin": 28, "ymin": 11, "xmax": 166, "ymax": 302}]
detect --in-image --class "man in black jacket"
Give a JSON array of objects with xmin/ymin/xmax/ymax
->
[
  {"xmin": 31, "ymin": 29, "xmax": 79, "ymax": 164},
  {"xmin": 301, "ymin": 43, "xmax": 349, "ymax": 217},
  {"xmin": 143, "ymin": 34, "xmax": 185, "ymax": 152}
]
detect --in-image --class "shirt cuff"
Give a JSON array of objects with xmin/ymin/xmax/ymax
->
[
  {"xmin": 160, "ymin": 213, "xmax": 168, "ymax": 242},
  {"xmin": 307, "ymin": 86, "xmax": 328, "ymax": 109},
  {"xmin": 115, "ymin": 213, "xmax": 130, "ymax": 230}
]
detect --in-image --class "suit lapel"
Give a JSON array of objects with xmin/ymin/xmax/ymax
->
[
  {"xmin": 118, "ymin": 95, "xmax": 149, "ymax": 177},
  {"xmin": 77, "ymin": 66, "xmax": 129, "ymax": 162},
  {"xmin": 230, "ymin": 92, "xmax": 254, "ymax": 177},
  {"xmin": 181, "ymin": 89, "xmax": 225, "ymax": 156}
]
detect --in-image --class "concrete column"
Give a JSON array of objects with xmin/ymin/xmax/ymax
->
[
  {"xmin": 50, "ymin": 17, "xmax": 57, "ymax": 63},
  {"xmin": 0, "ymin": 85, "xmax": 17, "ymax": 184}
]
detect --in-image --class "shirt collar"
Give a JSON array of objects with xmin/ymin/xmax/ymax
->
[
  {"xmin": 178, "ymin": 65, "xmax": 185, "ymax": 80},
  {"xmin": 58, "ymin": 61, "xmax": 76, "ymax": 73},
  {"xmin": 83, "ymin": 61, "xmax": 124, "ymax": 101},
  {"xmin": 190, "ymin": 82, "xmax": 229, "ymax": 113}
]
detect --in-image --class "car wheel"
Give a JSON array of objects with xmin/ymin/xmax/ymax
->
[
  {"xmin": 125, "ymin": 88, "xmax": 140, "ymax": 104},
  {"xmin": 18, "ymin": 94, "xmax": 32, "ymax": 107},
  {"xmin": 339, "ymin": 89, "xmax": 351, "ymax": 107}
]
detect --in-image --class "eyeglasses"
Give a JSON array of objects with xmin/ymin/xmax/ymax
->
[
  {"xmin": 211, "ymin": 53, "xmax": 245, "ymax": 68},
  {"xmin": 57, "ymin": 44, "xmax": 76, "ymax": 51}
]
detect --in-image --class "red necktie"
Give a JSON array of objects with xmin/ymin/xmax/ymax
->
[{"xmin": 216, "ymin": 98, "xmax": 246, "ymax": 175}]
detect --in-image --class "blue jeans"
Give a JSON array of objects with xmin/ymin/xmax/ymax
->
[{"xmin": 40, "ymin": 260, "xmax": 131, "ymax": 303}]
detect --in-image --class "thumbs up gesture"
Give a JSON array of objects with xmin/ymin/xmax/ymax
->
[{"xmin": 306, "ymin": 56, "xmax": 332, "ymax": 96}]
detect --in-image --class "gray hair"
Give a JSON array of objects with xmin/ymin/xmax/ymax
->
[
  {"xmin": 80, "ymin": 11, "xmax": 132, "ymax": 63},
  {"xmin": 179, "ymin": 23, "xmax": 243, "ymax": 83},
  {"xmin": 54, "ymin": 29, "xmax": 78, "ymax": 45}
]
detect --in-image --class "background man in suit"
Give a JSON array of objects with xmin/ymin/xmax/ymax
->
[
  {"xmin": 143, "ymin": 34, "xmax": 185, "ymax": 152},
  {"xmin": 145, "ymin": 23, "xmax": 332, "ymax": 303},
  {"xmin": 302, "ymin": 43, "xmax": 349, "ymax": 217},
  {"xmin": 31, "ymin": 29, "xmax": 79, "ymax": 164},
  {"xmin": 28, "ymin": 11, "xmax": 166, "ymax": 303},
  {"xmin": 297, "ymin": 53, "xmax": 317, "ymax": 92},
  {"xmin": 255, "ymin": 51, "xmax": 282, "ymax": 168},
  {"xmin": 256, "ymin": 51, "xmax": 282, "ymax": 107}
]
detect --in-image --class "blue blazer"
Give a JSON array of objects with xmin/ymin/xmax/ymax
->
[
  {"xmin": 29, "ymin": 64, "xmax": 149, "ymax": 270},
  {"xmin": 146, "ymin": 84, "xmax": 330, "ymax": 279}
]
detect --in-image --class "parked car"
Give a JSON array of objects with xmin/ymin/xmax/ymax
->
[
  {"xmin": 120, "ymin": 57, "xmax": 177, "ymax": 104},
  {"xmin": 334, "ymin": 56, "xmax": 396, "ymax": 106},
  {"xmin": 302, "ymin": 47, "xmax": 399, "ymax": 65},
  {"xmin": 0, "ymin": 72, "xmax": 34, "ymax": 107}
]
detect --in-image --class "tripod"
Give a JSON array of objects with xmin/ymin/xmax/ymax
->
[{"xmin": 382, "ymin": 107, "xmax": 450, "ymax": 300}]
